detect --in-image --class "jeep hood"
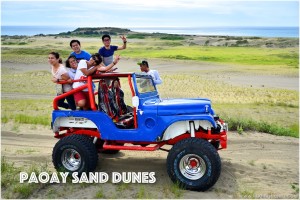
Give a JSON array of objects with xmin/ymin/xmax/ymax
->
[{"xmin": 157, "ymin": 98, "xmax": 213, "ymax": 116}]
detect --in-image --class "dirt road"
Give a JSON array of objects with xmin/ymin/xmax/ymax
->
[{"xmin": 1, "ymin": 124, "xmax": 298, "ymax": 199}]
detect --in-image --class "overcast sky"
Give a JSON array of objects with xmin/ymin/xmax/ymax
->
[{"xmin": 1, "ymin": 0, "xmax": 299, "ymax": 27}]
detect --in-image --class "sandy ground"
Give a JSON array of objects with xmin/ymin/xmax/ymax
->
[
  {"xmin": 2, "ymin": 59, "xmax": 299, "ymax": 91},
  {"xmin": 1, "ymin": 123, "xmax": 299, "ymax": 199}
]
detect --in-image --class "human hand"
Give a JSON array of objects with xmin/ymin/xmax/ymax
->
[
  {"xmin": 51, "ymin": 77, "xmax": 58, "ymax": 83},
  {"xmin": 120, "ymin": 35, "xmax": 127, "ymax": 43}
]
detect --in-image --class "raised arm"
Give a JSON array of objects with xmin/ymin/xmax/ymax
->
[
  {"xmin": 117, "ymin": 35, "xmax": 127, "ymax": 50},
  {"xmin": 97, "ymin": 55, "xmax": 120, "ymax": 72}
]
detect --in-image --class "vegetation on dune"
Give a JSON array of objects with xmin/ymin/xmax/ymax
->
[
  {"xmin": 2, "ymin": 34, "xmax": 298, "ymax": 72},
  {"xmin": 1, "ymin": 157, "xmax": 51, "ymax": 199},
  {"xmin": 1, "ymin": 70, "xmax": 298, "ymax": 137},
  {"xmin": 121, "ymin": 46, "xmax": 298, "ymax": 68}
]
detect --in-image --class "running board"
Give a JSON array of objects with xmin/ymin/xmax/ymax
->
[{"xmin": 103, "ymin": 143, "xmax": 164, "ymax": 151}]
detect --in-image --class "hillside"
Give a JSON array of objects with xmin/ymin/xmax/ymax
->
[{"xmin": 53, "ymin": 27, "xmax": 300, "ymax": 48}]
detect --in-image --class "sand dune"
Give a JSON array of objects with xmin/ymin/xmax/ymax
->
[
  {"xmin": 1, "ymin": 124, "xmax": 298, "ymax": 199},
  {"xmin": 2, "ymin": 59, "xmax": 298, "ymax": 91}
]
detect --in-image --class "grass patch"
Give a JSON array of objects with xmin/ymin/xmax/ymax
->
[
  {"xmin": 170, "ymin": 181, "xmax": 183, "ymax": 198},
  {"xmin": 14, "ymin": 114, "xmax": 50, "ymax": 126},
  {"xmin": 160, "ymin": 35, "xmax": 185, "ymax": 40},
  {"xmin": 120, "ymin": 46, "xmax": 299, "ymax": 70},
  {"xmin": 240, "ymin": 189, "xmax": 256, "ymax": 199},
  {"xmin": 95, "ymin": 188, "xmax": 105, "ymax": 198},
  {"xmin": 1, "ymin": 71, "xmax": 55, "ymax": 94},
  {"xmin": 2, "ymin": 36, "xmax": 298, "ymax": 73},
  {"xmin": 291, "ymin": 183, "xmax": 299, "ymax": 194},
  {"xmin": 1, "ymin": 99, "xmax": 52, "ymax": 126},
  {"xmin": 1, "ymin": 157, "xmax": 50, "ymax": 199},
  {"xmin": 224, "ymin": 116, "xmax": 298, "ymax": 138},
  {"xmin": 127, "ymin": 33, "xmax": 148, "ymax": 39}
]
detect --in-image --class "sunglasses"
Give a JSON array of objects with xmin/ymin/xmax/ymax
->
[
  {"xmin": 103, "ymin": 39, "xmax": 110, "ymax": 42},
  {"xmin": 91, "ymin": 56, "xmax": 100, "ymax": 64}
]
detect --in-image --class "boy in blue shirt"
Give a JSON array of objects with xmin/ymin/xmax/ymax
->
[
  {"xmin": 70, "ymin": 39, "xmax": 91, "ymax": 62},
  {"xmin": 98, "ymin": 34, "xmax": 127, "ymax": 66}
]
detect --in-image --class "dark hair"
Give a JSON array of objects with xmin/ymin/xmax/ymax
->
[
  {"xmin": 49, "ymin": 52, "xmax": 62, "ymax": 64},
  {"xmin": 65, "ymin": 55, "xmax": 77, "ymax": 68},
  {"xmin": 141, "ymin": 60, "xmax": 149, "ymax": 67},
  {"xmin": 91, "ymin": 53, "xmax": 102, "ymax": 65},
  {"xmin": 102, "ymin": 34, "xmax": 111, "ymax": 41},
  {"xmin": 70, "ymin": 39, "xmax": 81, "ymax": 47}
]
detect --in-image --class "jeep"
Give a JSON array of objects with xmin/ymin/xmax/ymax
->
[{"xmin": 51, "ymin": 72, "xmax": 228, "ymax": 191}]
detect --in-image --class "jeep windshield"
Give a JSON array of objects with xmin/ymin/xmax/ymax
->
[{"xmin": 135, "ymin": 75, "xmax": 156, "ymax": 94}]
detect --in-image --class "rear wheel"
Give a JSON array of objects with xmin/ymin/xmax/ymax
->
[
  {"xmin": 52, "ymin": 134, "xmax": 98, "ymax": 174},
  {"xmin": 167, "ymin": 138, "xmax": 221, "ymax": 191}
]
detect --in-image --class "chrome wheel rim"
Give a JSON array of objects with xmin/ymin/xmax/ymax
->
[
  {"xmin": 179, "ymin": 154, "xmax": 206, "ymax": 180},
  {"xmin": 61, "ymin": 149, "xmax": 81, "ymax": 171}
]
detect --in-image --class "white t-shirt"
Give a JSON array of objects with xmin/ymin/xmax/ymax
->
[
  {"xmin": 73, "ymin": 60, "xmax": 94, "ymax": 91},
  {"xmin": 52, "ymin": 64, "xmax": 72, "ymax": 92},
  {"xmin": 147, "ymin": 69, "xmax": 162, "ymax": 85}
]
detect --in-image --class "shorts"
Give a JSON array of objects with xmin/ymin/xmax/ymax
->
[{"xmin": 74, "ymin": 91, "xmax": 90, "ymax": 104}]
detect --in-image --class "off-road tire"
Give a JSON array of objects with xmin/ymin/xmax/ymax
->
[
  {"xmin": 210, "ymin": 140, "xmax": 220, "ymax": 150},
  {"xmin": 52, "ymin": 134, "xmax": 98, "ymax": 174},
  {"xmin": 167, "ymin": 138, "xmax": 221, "ymax": 191}
]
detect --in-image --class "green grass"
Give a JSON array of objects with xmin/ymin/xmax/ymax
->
[
  {"xmin": 1, "ymin": 157, "xmax": 50, "ymax": 199},
  {"xmin": 240, "ymin": 189, "xmax": 256, "ymax": 199},
  {"xmin": 121, "ymin": 46, "xmax": 298, "ymax": 68},
  {"xmin": 1, "ymin": 71, "xmax": 55, "ymax": 94},
  {"xmin": 160, "ymin": 35, "xmax": 185, "ymax": 40},
  {"xmin": 1, "ymin": 99, "xmax": 52, "ymax": 126},
  {"xmin": 225, "ymin": 116, "xmax": 299, "ymax": 138},
  {"xmin": 1, "ymin": 36, "xmax": 298, "ymax": 73},
  {"xmin": 95, "ymin": 188, "xmax": 105, "ymax": 198}
]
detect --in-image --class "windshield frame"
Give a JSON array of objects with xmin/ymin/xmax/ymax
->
[{"xmin": 133, "ymin": 73, "xmax": 158, "ymax": 98}]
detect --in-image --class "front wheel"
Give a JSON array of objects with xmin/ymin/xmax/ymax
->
[
  {"xmin": 52, "ymin": 134, "xmax": 98, "ymax": 174},
  {"xmin": 167, "ymin": 138, "xmax": 221, "ymax": 191}
]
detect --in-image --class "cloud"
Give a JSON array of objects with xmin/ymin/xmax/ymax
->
[{"xmin": 1, "ymin": 0, "xmax": 298, "ymax": 27}]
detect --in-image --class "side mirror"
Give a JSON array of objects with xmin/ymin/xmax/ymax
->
[{"xmin": 132, "ymin": 96, "xmax": 139, "ymax": 108}]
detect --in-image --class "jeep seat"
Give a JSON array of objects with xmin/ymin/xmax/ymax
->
[
  {"xmin": 98, "ymin": 79, "xmax": 133, "ymax": 129},
  {"xmin": 98, "ymin": 79, "xmax": 116, "ymax": 118},
  {"xmin": 111, "ymin": 78, "xmax": 134, "ymax": 129}
]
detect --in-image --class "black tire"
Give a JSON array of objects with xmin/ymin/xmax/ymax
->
[
  {"xmin": 52, "ymin": 134, "xmax": 98, "ymax": 174},
  {"xmin": 167, "ymin": 138, "xmax": 221, "ymax": 191},
  {"xmin": 210, "ymin": 140, "xmax": 220, "ymax": 150}
]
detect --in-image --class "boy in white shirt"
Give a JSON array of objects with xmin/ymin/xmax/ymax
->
[{"xmin": 73, "ymin": 53, "xmax": 120, "ymax": 110}]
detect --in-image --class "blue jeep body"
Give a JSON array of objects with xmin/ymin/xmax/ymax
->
[{"xmin": 52, "ymin": 73, "xmax": 221, "ymax": 143}]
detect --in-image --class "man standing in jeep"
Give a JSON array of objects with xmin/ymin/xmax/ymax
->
[
  {"xmin": 138, "ymin": 60, "xmax": 162, "ymax": 85},
  {"xmin": 98, "ymin": 34, "xmax": 127, "ymax": 66}
]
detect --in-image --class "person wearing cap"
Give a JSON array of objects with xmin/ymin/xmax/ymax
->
[
  {"xmin": 138, "ymin": 60, "xmax": 162, "ymax": 85},
  {"xmin": 98, "ymin": 34, "xmax": 127, "ymax": 66}
]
